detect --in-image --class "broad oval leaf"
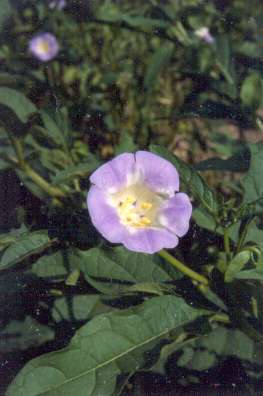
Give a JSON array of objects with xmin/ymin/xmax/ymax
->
[
  {"xmin": 73, "ymin": 246, "xmax": 177, "ymax": 294},
  {"xmin": 150, "ymin": 145, "xmax": 219, "ymax": 215},
  {"xmin": 7, "ymin": 295, "xmax": 205, "ymax": 396}
]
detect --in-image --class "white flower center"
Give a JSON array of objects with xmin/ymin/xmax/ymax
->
[
  {"xmin": 109, "ymin": 183, "xmax": 165, "ymax": 229},
  {"xmin": 37, "ymin": 40, "xmax": 50, "ymax": 55}
]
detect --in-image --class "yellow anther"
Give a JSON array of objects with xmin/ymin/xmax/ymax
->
[
  {"xmin": 140, "ymin": 202, "xmax": 152, "ymax": 210},
  {"xmin": 138, "ymin": 216, "xmax": 151, "ymax": 226},
  {"xmin": 126, "ymin": 196, "xmax": 136, "ymax": 205}
]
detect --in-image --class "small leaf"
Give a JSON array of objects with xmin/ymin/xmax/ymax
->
[
  {"xmin": 0, "ymin": 231, "xmax": 51, "ymax": 270},
  {"xmin": 144, "ymin": 44, "xmax": 174, "ymax": 91},
  {"xmin": 115, "ymin": 132, "xmax": 137, "ymax": 155},
  {"xmin": 7, "ymin": 295, "xmax": 205, "ymax": 396},
  {"xmin": 40, "ymin": 110, "xmax": 67, "ymax": 147},
  {"xmin": 150, "ymin": 145, "xmax": 219, "ymax": 215},
  {"xmin": 194, "ymin": 149, "xmax": 250, "ymax": 173},
  {"xmin": 0, "ymin": 87, "xmax": 37, "ymax": 123},
  {"xmin": 241, "ymin": 72, "xmax": 263, "ymax": 109},
  {"xmin": 0, "ymin": 317, "xmax": 54, "ymax": 353},
  {"xmin": 52, "ymin": 157, "xmax": 100, "ymax": 185},
  {"xmin": 224, "ymin": 251, "xmax": 251, "ymax": 282},
  {"xmin": 234, "ymin": 268, "xmax": 263, "ymax": 281},
  {"xmin": 242, "ymin": 142, "xmax": 263, "ymax": 204},
  {"xmin": 65, "ymin": 269, "xmax": 80, "ymax": 286}
]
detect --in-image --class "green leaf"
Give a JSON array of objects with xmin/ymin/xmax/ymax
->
[
  {"xmin": 242, "ymin": 142, "xmax": 263, "ymax": 204},
  {"xmin": 144, "ymin": 44, "xmax": 174, "ymax": 91},
  {"xmin": 115, "ymin": 132, "xmax": 137, "ymax": 155},
  {"xmin": 194, "ymin": 150, "xmax": 250, "ymax": 173},
  {"xmin": 0, "ymin": 317, "xmax": 54, "ymax": 353},
  {"xmin": 30, "ymin": 250, "xmax": 77, "ymax": 281},
  {"xmin": 40, "ymin": 110, "xmax": 67, "ymax": 147},
  {"xmin": 150, "ymin": 145, "xmax": 219, "ymax": 215},
  {"xmin": 122, "ymin": 15, "xmax": 169, "ymax": 29},
  {"xmin": 234, "ymin": 268, "xmax": 263, "ymax": 281},
  {"xmin": 0, "ymin": 231, "xmax": 51, "ymax": 270},
  {"xmin": 52, "ymin": 157, "xmax": 100, "ymax": 185},
  {"xmin": 51, "ymin": 294, "xmax": 111, "ymax": 323},
  {"xmin": 7, "ymin": 295, "xmax": 204, "ymax": 396},
  {"xmin": 0, "ymin": 87, "xmax": 37, "ymax": 123},
  {"xmin": 74, "ymin": 246, "xmax": 175, "ymax": 294},
  {"xmin": 215, "ymin": 36, "xmax": 235, "ymax": 86},
  {"xmin": 240, "ymin": 72, "xmax": 263, "ymax": 109},
  {"xmin": 224, "ymin": 250, "xmax": 251, "ymax": 282}
]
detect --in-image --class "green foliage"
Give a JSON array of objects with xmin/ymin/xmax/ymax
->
[
  {"xmin": 7, "ymin": 296, "xmax": 204, "ymax": 396},
  {"xmin": 241, "ymin": 72, "xmax": 263, "ymax": 109},
  {"xmin": 0, "ymin": 231, "xmax": 51, "ymax": 270},
  {"xmin": 1, "ymin": 0, "xmax": 263, "ymax": 393}
]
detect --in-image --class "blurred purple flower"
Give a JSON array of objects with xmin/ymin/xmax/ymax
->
[
  {"xmin": 195, "ymin": 27, "xmax": 215, "ymax": 44},
  {"xmin": 87, "ymin": 151, "xmax": 192, "ymax": 254},
  {"xmin": 29, "ymin": 33, "xmax": 59, "ymax": 62},
  {"xmin": 48, "ymin": 0, "xmax": 66, "ymax": 10}
]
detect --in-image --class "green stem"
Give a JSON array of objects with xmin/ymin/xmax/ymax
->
[
  {"xmin": 209, "ymin": 313, "xmax": 230, "ymax": 324},
  {"xmin": 7, "ymin": 133, "xmax": 65, "ymax": 200},
  {"xmin": 223, "ymin": 228, "xmax": 231, "ymax": 263},
  {"xmin": 159, "ymin": 250, "xmax": 209, "ymax": 286}
]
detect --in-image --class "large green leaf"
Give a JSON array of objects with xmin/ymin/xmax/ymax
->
[
  {"xmin": 150, "ymin": 145, "xmax": 219, "ymax": 215},
  {"xmin": 0, "ymin": 87, "xmax": 37, "ymax": 123},
  {"xmin": 73, "ymin": 246, "xmax": 177, "ymax": 294},
  {"xmin": 0, "ymin": 231, "xmax": 51, "ymax": 270},
  {"xmin": 7, "ymin": 295, "xmax": 204, "ymax": 396},
  {"xmin": 242, "ymin": 142, "xmax": 263, "ymax": 204}
]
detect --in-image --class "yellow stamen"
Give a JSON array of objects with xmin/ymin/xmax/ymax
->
[
  {"xmin": 140, "ymin": 202, "xmax": 152, "ymax": 210},
  {"xmin": 138, "ymin": 216, "xmax": 151, "ymax": 226}
]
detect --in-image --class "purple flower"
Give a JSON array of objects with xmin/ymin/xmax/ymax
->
[
  {"xmin": 195, "ymin": 27, "xmax": 215, "ymax": 44},
  {"xmin": 48, "ymin": 0, "xmax": 66, "ymax": 10},
  {"xmin": 87, "ymin": 151, "xmax": 192, "ymax": 254},
  {"xmin": 29, "ymin": 33, "xmax": 59, "ymax": 62}
]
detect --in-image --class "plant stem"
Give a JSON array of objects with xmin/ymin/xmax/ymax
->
[
  {"xmin": 7, "ymin": 132, "xmax": 65, "ymax": 200},
  {"xmin": 159, "ymin": 250, "xmax": 209, "ymax": 285},
  {"xmin": 223, "ymin": 227, "xmax": 231, "ymax": 263}
]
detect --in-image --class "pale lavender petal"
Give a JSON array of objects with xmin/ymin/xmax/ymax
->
[
  {"xmin": 159, "ymin": 193, "xmax": 192, "ymax": 237},
  {"xmin": 135, "ymin": 151, "xmax": 179, "ymax": 195},
  {"xmin": 90, "ymin": 153, "xmax": 136, "ymax": 192},
  {"xmin": 123, "ymin": 228, "xmax": 178, "ymax": 254},
  {"xmin": 87, "ymin": 186, "xmax": 128, "ymax": 243}
]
